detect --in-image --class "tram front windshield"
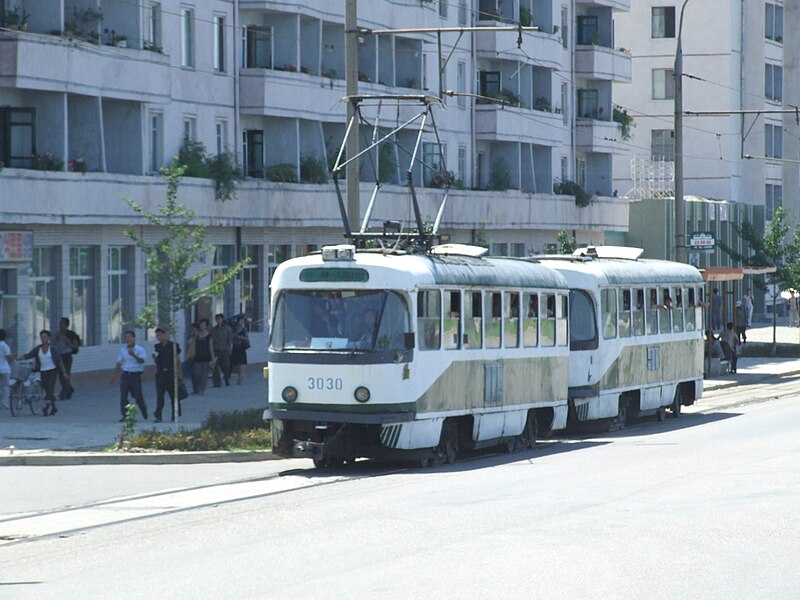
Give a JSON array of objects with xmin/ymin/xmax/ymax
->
[{"xmin": 271, "ymin": 290, "xmax": 410, "ymax": 351}]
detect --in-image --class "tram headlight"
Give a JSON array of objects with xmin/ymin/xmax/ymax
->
[
  {"xmin": 354, "ymin": 386, "xmax": 371, "ymax": 403},
  {"xmin": 281, "ymin": 386, "xmax": 298, "ymax": 403}
]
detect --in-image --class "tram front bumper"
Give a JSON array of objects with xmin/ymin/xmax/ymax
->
[{"xmin": 292, "ymin": 440, "xmax": 325, "ymax": 460}]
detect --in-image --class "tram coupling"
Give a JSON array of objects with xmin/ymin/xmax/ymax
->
[{"xmin": 292, "ymin": 440, "xmax": 325, "ymax": 460}]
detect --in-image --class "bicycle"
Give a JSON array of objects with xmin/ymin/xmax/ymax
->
[{"xmin": 9, "ymin": 360, "xmax": 42, "ymax": 416}]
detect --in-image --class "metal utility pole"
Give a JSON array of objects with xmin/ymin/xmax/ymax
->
[
  {"xmin": 345, "ymin": 0, "xmax": 360, "ymax": 232},
  {"xmin": 674, "ymin": 0, "xmax": 692, "ymax": 263}
]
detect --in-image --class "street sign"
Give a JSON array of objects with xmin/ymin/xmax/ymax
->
[{"xmin": 689, "ymin": 231, "xmax": 715, "ymax": 251}]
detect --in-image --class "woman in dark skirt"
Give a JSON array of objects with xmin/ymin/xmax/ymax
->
[{"xmin": 230, "ymin": 318, "xmax": 249, "ymax": 385}]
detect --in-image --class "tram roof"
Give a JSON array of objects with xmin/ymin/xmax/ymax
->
[
  {"xmin": 537, "ymin": 257, "xmax": 704, "ymax": 287},
  {"xmin": 274, "ymin": 251, "xmax": 569, "ymax": 290}
]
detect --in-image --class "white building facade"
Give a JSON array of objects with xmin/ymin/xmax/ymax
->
[{"xmin": 0, "ymin": 0, "xmax": 631, "ymax": 371}]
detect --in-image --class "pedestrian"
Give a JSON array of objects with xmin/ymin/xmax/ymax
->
[
  {"xmin": 711, "ymin": 288, "xmax": 722, "ymax": 331},
  {"xmin": 735, "ymin": 301, "xmax": 747, "ymax": 344},
  {"xmin": 719, "ymin": 322, "xmax": 738, "ymax": 374},
  {"xmin": 111, "ymin": 330, "xmax": 148, "ymax": 421},
  {"xmin": 153, "ymin": 327, "xmax": 182, "ymax": 422},
  {"xmin": 190, "ymin": 319, "xmax": 214, "ymax": 395},
  {"xmin": 0, "ymin": 329, "xmax": 15, "ymax": 411},
  {"xmin": 211, "ymin": 313, "xmax": 233, "ymax": 387},
  {"xmin": 21, "ymin": 330, "xmax": 69, "ymax": 417},
  {"xmin": 705, "ymin": 329, "xmax": 724, "ymax": 359},
  {"xmin": 230, "ymin": 318, "xmax": 250, "ymax": 385},
  {"xmin": 791, "ymin": 291, "xmax": 800, "ymax": 327},
  {"xmin": 742, "ymin": 288, "xmax": 754, "ymax": 328},
  {"xmin": 52, "ymin": 317, "xmax": 79, "ymax": 400}
]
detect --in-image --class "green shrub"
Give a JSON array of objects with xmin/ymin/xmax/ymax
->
[
  {"xmin": 554, "ymin": 179, "xmax": 591, "ymax": 207},
  {"xmin": 177, "ymin": 138, "xmax": 241, "ymax": 201},
  {"xmin": 202, "ymin": 409, "xmax": 267, "ymax": 433},
  {"xmin": 266, "ymin": 163, "xmax": 298, "ymax": 183},
  {"xmin": 300, "ymin": 154, "xmax": 328, "ymax": 183},
  {"xmin": 33, "ymin": 153, "xmax": 64, "ymax": 172},
  {"xmin": 178, "ymin": 138, "xmax": 210, "ymax": 178}
]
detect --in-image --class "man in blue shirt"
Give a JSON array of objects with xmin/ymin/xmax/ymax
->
[{"xmin": 111, "ymin": 330, "xmax": 148, "ymax": 421}]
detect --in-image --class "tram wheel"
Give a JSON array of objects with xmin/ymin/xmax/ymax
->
[
  {"xmin": 313, "ymin": 456, "xmax": 342, "ymax": 469},
  {"xmin": 656, "ymin": 406, "xmax": 667, "ymax": 422},
  {"xmin": 521, "ymin": 411, "xmax": 538, "ymax": 449},
  {"xmin": 609, "ymin": 400, "xmax": 628, "ymax": 432},
  {"xmin": 670, "ymin": 388, "xmax": 683, "ymax": 418}
]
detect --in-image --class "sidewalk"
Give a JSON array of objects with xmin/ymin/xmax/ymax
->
[
  {"xmin": 1, "ymin": 363, "xmax": 270, "ymax": 457},
  {"xmin": 2, "ymin": 320, "xmax": 798, "ymax": 464}
]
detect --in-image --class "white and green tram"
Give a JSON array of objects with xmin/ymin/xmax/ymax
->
[
  {"xmin": 265, "ymin": 244, "xmax": 572, "ymax": 466},
  {"xmin": 540, "ymin": 247, "xmax": 705, "ymax": 428}
]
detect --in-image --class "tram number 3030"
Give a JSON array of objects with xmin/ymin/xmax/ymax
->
[{"xmin": 308, "ymin": 377, "xmax": 344, "ymax": 391}]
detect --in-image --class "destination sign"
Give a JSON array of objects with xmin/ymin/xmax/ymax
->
[
  {"xmin": 689, "ymin": 231, "xmax": 715, "ymax": 251},
  {"xmin": 300, "ymin": 268, "xmax": 369, "ymax": 283}
]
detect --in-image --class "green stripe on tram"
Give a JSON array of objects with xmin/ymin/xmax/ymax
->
[{"xmin": 269, "ymin": 402, "xmax": 417, "ymax": 415}]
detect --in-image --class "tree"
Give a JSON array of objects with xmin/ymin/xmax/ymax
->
[
  {"xmin": 557, "ymin": 230, "xmax": 577, "ymax": 254},
  {"xmin": 124, "ymin": 162, "xmax": 250, "ymax": 419}
]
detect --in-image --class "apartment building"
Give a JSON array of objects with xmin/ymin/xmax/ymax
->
[
  {"xmin": 0, "ymin": 0, "xmax": 631, "ymax": 370},
  {"xmin": 613, "ymin": 1, "xmax": 799, "ymax": 294}
]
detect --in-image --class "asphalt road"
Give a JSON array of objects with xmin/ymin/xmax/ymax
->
[{"xmin": 1, "ymin": 383, "xmax": 799, "ymax": 599}]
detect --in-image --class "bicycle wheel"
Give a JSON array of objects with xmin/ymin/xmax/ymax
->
[
  {"xmin": 9, "ymin": 384, "xmax": 24, "ymax": 417},
  {"xmin": 28, "ymin": 380, "xmax": 42, "ymax": 415}
]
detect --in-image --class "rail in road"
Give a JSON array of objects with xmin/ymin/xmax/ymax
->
[{"xmin": 2, "ymin": 374, "xmax": 797, "ymax": 548}]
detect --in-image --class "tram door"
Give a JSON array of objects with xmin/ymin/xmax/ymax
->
[{"xmin": 567, "ymin": 289, "xmax": 599, "ymax": 388}]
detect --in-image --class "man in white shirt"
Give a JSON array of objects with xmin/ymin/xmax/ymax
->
[
  {"xmin": 0, "ymin": 329, "xmax": 14, "ymax": 410},
  {"xmin": 111, "ymin": 330, "xmax": 148, "ymax": 421}
]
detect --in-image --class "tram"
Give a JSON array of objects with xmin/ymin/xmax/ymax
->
[
  {"xmin": 539, "ymin": 246, "xmax": 705, "ymax": 428},
  {"xmin": 265, "ymin": 243, "xmax": 572, "ymax": 467}
]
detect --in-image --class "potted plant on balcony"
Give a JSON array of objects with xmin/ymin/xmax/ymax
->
[
  {"xmin": 2, "ymin": 6, "xmax": 30, "ymax": 31},
  {"xmin": 612, "ymin": 105, "xmax": 635, "ymax": 141},
  {"xmin": 519, "ymin": 7, "xmax": 532, "ymax": 28}
]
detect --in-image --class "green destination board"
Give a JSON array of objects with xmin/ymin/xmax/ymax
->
[{"xmin": 300, "ymin": 268, "xmax": 369, "ymax": 283}]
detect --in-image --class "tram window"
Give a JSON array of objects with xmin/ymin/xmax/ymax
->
[
  {"xmin": 658, "ymin": 287, "xmax": 672, "ymax": 333},
  {"xmin": 485, "ymin": 291, "xmax": 502, "ymax": 349},
  {"xmin": 504, "ymin": 292, "xmax": 520, "ymax": 348},
  {"xmin": 646, "ymin": 287, "xmax": 659, "ymax": 335},
  {"xmin": 464, "ymin": 291, "xmax": 482, "ymax": 348},
  {"xmin": 601, "ymin": 289, "xmax": 617, "ymax": 338},
  {"xmin": 686, "ymin": 288, "xmax": 697, "ymax": 331},
  {"xmin": 557, "ymin": 293, "xmax": 569, "ymax": 347},
  {"xmin": 541, "ymin": 293, "xmax": 556, "ymax": 346},
  {"xmin": 570, "ymin": 290, "xmax": 597, "ymax": 350},
  {"xmin": 618, "ymin": 289, "xmax": 631, "ymax": 338},
  {"xmin": 696, "ymin": 287, "xmax": 705, "ymax": 329},
  {"xmin": 633, "ymin": 288, "xmax": 645, "ymax": 336},
  {"xmin": 673, "ymin": 287, "xmax": 685, "ymax": 332},
  {"xmin": 522, "ymin": 292, "xmax": 539, "ymax": 347},
  {"xmin": 417, "ymin": 290, "xmax": 441, "ymax": 350},
  {"xmin": 444, "ymin": 290, "xmax": 461, "ymax": 350}
]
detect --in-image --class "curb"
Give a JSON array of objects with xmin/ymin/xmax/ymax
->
[{"xmin": 0, "ymin": 449, "xmax": 280, "ymax": 467}]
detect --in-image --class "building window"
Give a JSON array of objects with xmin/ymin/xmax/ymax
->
[
  {"xmin": 561, "ymin": 6, "xmax": 568, "ymax": 48},
  {"xmin": 577, "ymin": 16, "xmax": 598, "ymax": 45},
  {"xmin": 0, "ymin": 107, "xmax": 35, "ymax": 169},
  {"xmin": 149, "ymin": 112, "xmax": 163, "ymax": 173},
  {"xmin": 561, "ymin": 82, "xmax": 568, "ymax": 124},
  {"xmin": 458, "ymin": 1, "xmax": 467, "ymax": 25},
  {"xmin": 30, "ymin": 247, "xmax": 57, "ymax": 346},
  {"xmin": 239, "ymin": 245, "xmax": 261, "ymax": 330},
  {"xmin": 577, "ymin": 89, "xmax": 599, "ymax": 119},
  {"xmin": 70, "ymin": 246, "xmax": 95, "ymax": 346},
  {"xmin": 108, "ymin": 246, "xmax": 131, "ymax": 344},
  {"xmin": 146, "ymin": 2, "xmax": 161, "ymax": 49},
  {"xmin": 560, "ymin": 155, "xmax": 568, "ymax": 182},
  {"xmin": 213, "ymin": 15, "xmax": 225, "ymax": 72},
  {"xmin": 457, "ymin": 61, "xmax": 466, "ymax": 108},
  {"xmin": 766, "ymin": 123, "xmax": 783, "ymax": 159},
  {"xmin": 422, "ymin": 142, "xmax": 444, "ymax": 187},
  {"xmin": 439, "ymin": 0, "xmax": 447, "ymax": 18},
  {"xmin": 766, "ymin": 184, "xmax": 783, "ymax": 220},
  {"xmin": 183, "ymin": 116, "xmax": 196, "ymax": 142},
  {"xmin": 652, "ymin": 7, "xmax": 676, "ymax": 39},
  {"xmin": 511, "ymin": 243, "xmax": 525, "ymax": 257},
  {"xmin": 766, "ymin": 3, "xmax": 783, "ymax": 42},
  {"xmin": 491, "ymin": 243, "xmax": 508, "ymax": 257},
  {"xmin": 180, "ymin": 8, "xmax": 194, "ymax": 68},
  {"xmin": 652, "ymin": 68, "xmax": 675, "ymax": 100},
  {"xmin": 267, "ymin": 245, "xmax": 291, "ymax": 316},
  {"xmin": 245, "ymin": 26, "xmax": 272, "ymax": 69},
  {"xmin": 457, "ymin": 145, "xmax": 467, "ymax": 185},
  {"xmin": 575, "ymin": 157, "xmax": 586, "ymax": 188},
  {"xmin": 210, "ymin": 245, "xmax": 234, "ymax": 317},
  {"xmin": 651, "ymin": 129, "xmax": 675, "ymax": 161},
  {"xmin": 478, "ymin": 71, "xmax": 501, "ymax": 101},
  {"xmin": 765, "ymin": 64, "xmax": 783, "ymax": 102},
  {"xmin": 243, "ymin": 129, "xmax": 264, "ymax": 178},
  {"xmin": 215, "ymin": 120, "xmax": 227, "ymax": 155}
]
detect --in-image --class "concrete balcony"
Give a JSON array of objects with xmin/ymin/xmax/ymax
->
[
  {"xmin": 239, "ymin": 68, "xmax": 348, "ymax": 120},
  {"xmin": 476, "ymin": 29, "xmax": 564, "ymax": 70},
  {"xmin": 0, "ymin": 31, "xmax": 171, "ymax": 103},
  {"xmin": 575, "ymin": 0, "xmax": 631, "ymax": 10},
  {"xmin": 476, "ymin": 105, "xmax": 564, "ymax": 146},
  {"xmin": 575, "ymin": 45, "xmax": 632, "ymax": 83},
  {"xmin": 0, "ymin": 168, "xmax": 627, "ymax": 233},
  {"xmin": 576, "ymin": 118, "xmax": 624, "ymax": 154}
]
